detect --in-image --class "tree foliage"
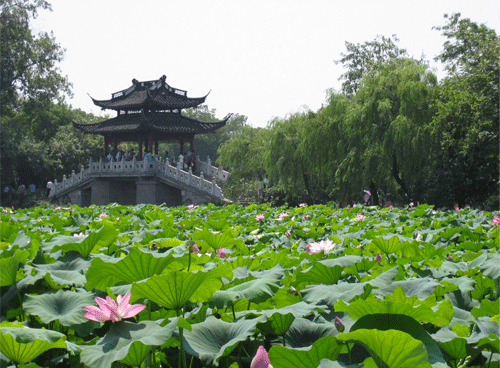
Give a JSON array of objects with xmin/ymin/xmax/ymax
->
[
  {"xmin": 218, "ymin": 15, "xmax": 498, "ymax": 209},
  {"xmin": 428, "ymin": 13, "xmax": 499, "ymax": 208},
  {"xmin": 335, "ymin": 34, "xmax": 408, "ymax": 96},
  {"xmin": 0, "ymin": 1, "xmax": 102, "ymax": 207}
]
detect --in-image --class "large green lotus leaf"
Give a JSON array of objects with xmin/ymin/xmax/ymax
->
[
  {"xmin": 436, "ymin": 337, "xmax": 473, "ymax": 361},
  {"xmin": 27, "ymin": 251, "xmax": 90, "ymax": 287},
  {"xmin": 268, "ymin": 336, "xmax": 342, "ymax": 368},
  {"xmin": 85, "ymin": 247, "xmax": 175, "ymax": 290},
  {"xmin": 182, "ymin": 316, "xmax": 260, "ymax": 366},
  {"xmin": 373, "ymin": 278, "xmax": 439, "ymax": 299},
  {"xmin": 469, "ymin": 252, "xmax": 500, "ymax": 279},
  {"xmin": 293, "ymin": 264, "xmax": 343, "ymax": 287},
  {"xmin": 471, "ymin": 274, "xmax": 496, "ymax": 301},
  {"xmin": 371, "ymin": 236, "xmax": 402, "ymax": 255},
  {"xmin": 208, "ymin": 278, "xmax": 280, "ymax": 308},
  {"xmin": 0, "ymin": 323, "xmax": 68, "ymax": 364},
  {"xmin": 284, "ymin": 318, "xmax": 336, "ymax": 349},
  {"xmin": 471, "ymin": 298, "xmax": 499, "ymax": 318},
  {"xmin": 45, "ymin": 224, "xmax": 117, "ymax": 257},
  {"xmin": 319, "ymin": 255, "xmax": 364, "ymax": 269},
  {"xmin": 0, "ymin": 249, "xmax": 29, "ymax": 286},
  {"xmin": 335, "ymin": 297, "xmax": 453, "ymax": 327},
  {"xmin": 350, "ymin": 314, "xmax": 447, "ymax": 367},
  {"xmin": 466, "ymin": 316, "xmax": 500, "ymax": 345},
  {"xmin": 257, "ymin": 312, "xmax": 295, "ymax": 336},
  {"xmin": 338, "ymin": 329, "xmax": 431, "ymax": 368},
  {"xmin": 80, "ymin": 320, "xmax": 176, "ymax": 368},
  {"xmin": 23, "ymin": 289, "xmax": 95, "ymax": 327},
  {"xmin": 302, "ymin": 267, "xmax": 399, "ymax": 308},
  {"xmin": 302, "ymin": 283, "xmax": 367, "ymax": 308},
  {"xmin": 131, "ymin": 270, "xmax": 215, "ymax": 310},
  {"xmin": 243, "ymin": 301, "xmax": 322, "ymax": 320},
  {"xmin": 192, "ymin": 229, "xmax": 237, "ymax": 250}
]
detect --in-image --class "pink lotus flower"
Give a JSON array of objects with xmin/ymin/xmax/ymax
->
[
  {"xmin": 299, "ymin": 203, "xmax": 306, "ymax": 207},
  {"xmin": 217, "ymin": 247, "xmax": 227, "ymax": 258},
  {"xmin": 303, "ymin": 215, "xmax": 310, "ymax": 220},
  {"xmin": 190, "ymin": 244, "xmax": 200, "ymax": 254},
  {"xmin": 334, "ymin": 317, "xmax": 345, "ymax": 332},
  {"xmin": 455, "ymin": 205, "xmax": 460, "ymax": 211},
  {"xmin": 55, "ymin": 206, "xmax": 61, "ymax": 210},
  {"xmin": 251, "ymin": 346, "xmax": 273, "ymax": 368},
  {"xmin": 355, "ymin": 213, "xmax": 366, "ymax": 222},
  {"xmin": 285, "ymin": 230, "xmax": 291, "ymax": 238},
  {"xmin": 409, "ymin": 202, "xmax": 414, "ymax": 207},
  {"xmin": 493, "ymin": 215, "xmax": 500, "ymax": 226},
  {"xmin": 73, "ymin": 232, "xmax": 86, "ymax": 237},
  {"xmin": 389, "ymin": 205, "xmax": 393, "ymax": 209},
  {"xmin": 278, "ymin": 212, "xmax": 289, "ymax": 221},
  {"xmin": 305, "ymin": 239, "xmax": 336, "ymax": 254},
  {"xmin": 83, "ymin": 294, "xmax": 146, "ymax": 323},
  {"xmin": 255, "ymin": 213, "xmax": 265, "ymax": 221},
  {"xmin": 98, "ymin": 213, "xmax": 108, "ymax": 218},
  {"xmin": 353, "ymin": 203, "xmax": 357, "ymax": 208},
  {"xmin": 376, "ymin": 253, "xmax": 382, "ymax": 264}
]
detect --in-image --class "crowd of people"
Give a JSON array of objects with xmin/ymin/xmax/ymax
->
[{"xmin": 100, "ymin": 148, "xmax": 197, "ymax": 172}]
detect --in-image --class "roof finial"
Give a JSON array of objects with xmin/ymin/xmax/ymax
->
[
  {"xmin": 161, "ymin": 75, "xmax": 167, "ymax": 82},
  {"xmin": 132, "ymin": 78, "xmax": 138, "ymax": 84}
]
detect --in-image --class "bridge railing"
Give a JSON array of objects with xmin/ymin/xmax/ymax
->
[{"xmin": 49, "ymin": 156, "xmax": 228, "ymax": 200}]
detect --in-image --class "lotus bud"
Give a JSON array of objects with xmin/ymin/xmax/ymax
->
[
  {"xmin": 251, "ymin": 346, "xmax": 273, "ymax": 368},
  {"xmin": 334, "ymin": 317, "xmax": 345, "ymax": 332}
]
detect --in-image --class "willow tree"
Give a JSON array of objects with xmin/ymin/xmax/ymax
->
[
  {"xmin": 216, "ymin": 125, "xmax": 269, "ymax": 201},
  {"xmin": 335, "ymin": 58, "xmax": 436, "ymax": 204}
]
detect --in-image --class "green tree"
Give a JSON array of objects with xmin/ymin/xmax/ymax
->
[
  {"xmin": 216, "ymin": 125, "xmax": 269, "ymax": 201},
  {"xmin": 334, "ymin": 58, "xmax": 436, "ymax": 205},
  {"xmin": 0, "ymin": 0, "xmax": 70, "ymax": 112},
  {"xmin": 429, "ymin": 14, "xmax": 499, "ymax": 208},
  {"xmin": 181, "ymin": 105, "xmax": 247, "ymax": 162},
  {"xmin": 1, "ymin": 0, "xmax": 73, "ymax": 203},
  {"xmin": 335, "ymin": 34, "xmax": 408, "ymax": 96}
]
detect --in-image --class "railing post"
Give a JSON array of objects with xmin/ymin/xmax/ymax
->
[{"xmin": 188, "ymin": 167, "xmax": 192, "ymax": 185}]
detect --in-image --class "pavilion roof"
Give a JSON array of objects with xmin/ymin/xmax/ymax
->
[
  {"xmin": 90, "ymin": 75, "xmax": 208, "ymax": 111},
  {"xmin": 72, "ymin": 111, "xmax": 228, "ymax": 136}
]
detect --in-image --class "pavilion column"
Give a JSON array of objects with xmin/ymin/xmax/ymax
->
[
  {"xmin": 113, "ymin": 138, "xmax": 118, "ymax": 156},
  {"xmin": 147, "ymin": 133, "xmax": 153, "ymax": 153},
  {"xmin": 104, "ymin": 136, "xmax": 109, "ymax": 156},
  {"xmin": 138, "ymin": 136, "xmax": 143, "ymax": 160},
  {"xmin": 189, "ymin": 135, "xmax": 194, "ymax": 150},
  {"xmin": 154, "ymin": 140, "xmax": 159, "ymax": 156},
  {"xmin": 180, "ymin": 137, "xmax": 184, "ymax": 155}
]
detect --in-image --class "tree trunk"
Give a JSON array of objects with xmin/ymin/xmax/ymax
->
[
  {"xmin": 369, "ymin": 181, "xmax": 379, "ymax": 206},
  {"xmin": 391, "ymin": 154, "xmax": 410, "ymax": 203}
]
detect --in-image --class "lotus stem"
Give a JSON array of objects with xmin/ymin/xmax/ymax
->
[
  {"xmin": 231, "ymin": 304, "xmax": 236, "ymax": 320},
  {"xmin": 177, "ymin": 309, "xmax": 187, "ymax": 368}
]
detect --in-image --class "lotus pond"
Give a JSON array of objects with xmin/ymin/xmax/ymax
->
[{"xmin": 0, "ymin": 203, "xmax": 499, "ymax": 368}]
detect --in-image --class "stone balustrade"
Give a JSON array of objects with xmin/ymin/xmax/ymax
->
[{"xmin": 49, "ymin": 156, "xmax": 229, "ymax": 201}]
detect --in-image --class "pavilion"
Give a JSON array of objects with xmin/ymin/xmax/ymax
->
[
  {"xmin": 73, "ymin": 75, "xmax": 228, "ymax": 159},
  {"xmin": 48, "ymin": 75, "xmax": 230, "ymax": 207}
]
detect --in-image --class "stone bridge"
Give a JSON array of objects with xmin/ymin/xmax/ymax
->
[{"xmin": 49, "ymin": 156, "xmax": 230, "ymax": 207}]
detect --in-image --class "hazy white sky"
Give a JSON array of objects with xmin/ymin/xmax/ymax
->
[{"xmin": 36, "ymin": 0, "xmax": 499, "ymax": 127}]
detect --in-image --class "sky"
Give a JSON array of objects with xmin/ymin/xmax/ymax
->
[{"xmin": 35, "ymin": 0, "xmax": 500, "ymax": 128}]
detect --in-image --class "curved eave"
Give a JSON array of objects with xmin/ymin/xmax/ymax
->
[
  {"xmin": 89, "ymin": 92, "xmax": 208, "ymax": 111},
  {"xmin": 72, "ymin": 112, "xmax": 228, "ymax": 136}
]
